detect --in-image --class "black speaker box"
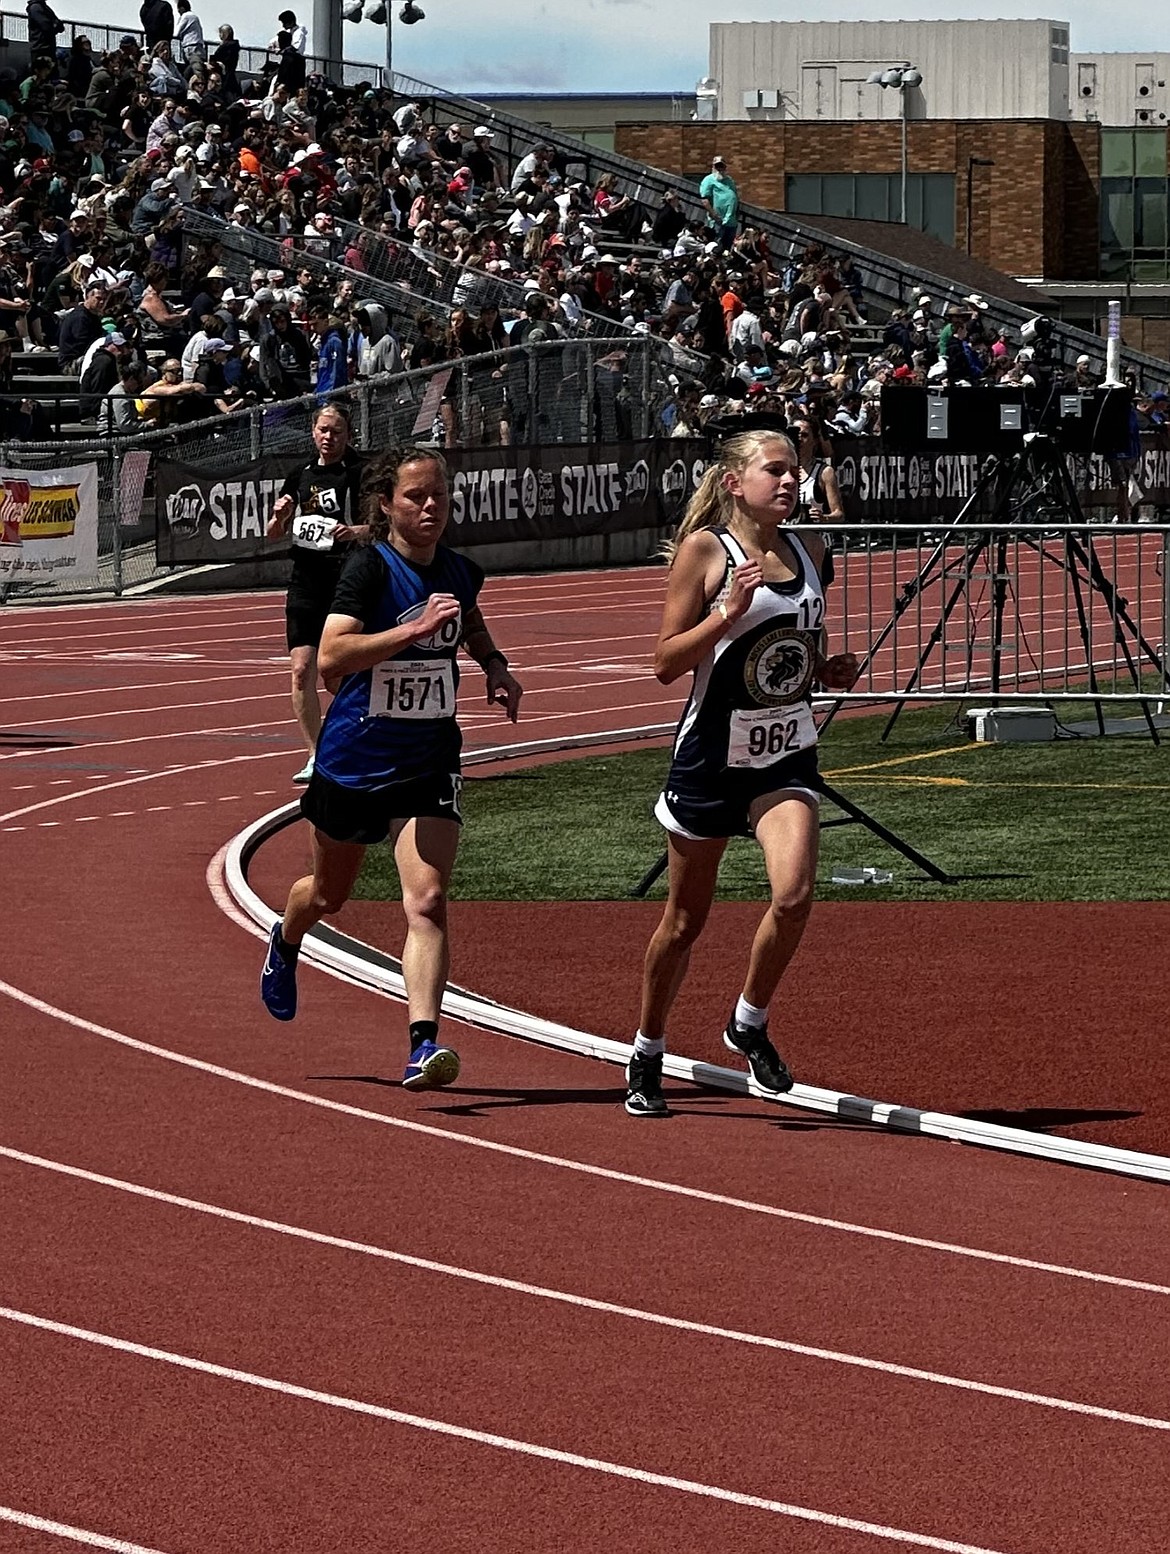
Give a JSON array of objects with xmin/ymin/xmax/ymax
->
[{"xmin": 880, "ymin": 386, "xmax": 1133, "ymax": 456}]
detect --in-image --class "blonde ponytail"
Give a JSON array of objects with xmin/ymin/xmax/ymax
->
[{"xmin": 661, "ymin": 427, "xmax": 796, "ymax": 565}]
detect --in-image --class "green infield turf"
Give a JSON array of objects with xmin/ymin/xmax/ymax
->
[{"xmin": 353, "ymin": 701, "xmax": 1170, "ymax": 904}]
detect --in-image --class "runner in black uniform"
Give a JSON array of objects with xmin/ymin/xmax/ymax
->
[
  {"xmin": 261, "ymin": 445, "xmax": 523, "ymax": 1091},
  {"xmin": 267, "ymin": 403, "xmax": 366, "ymax": 783},
  {"xmin": 625, "ymin": 423, "xmax": 859, "ymax": 1118}
]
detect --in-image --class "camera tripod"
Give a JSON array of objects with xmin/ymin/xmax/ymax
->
[{"xmin": 821, "ymin": 437, "xmax": 1165, "ymax": 744}]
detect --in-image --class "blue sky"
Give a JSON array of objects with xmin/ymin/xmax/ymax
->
[{"xmin": 61, "ymin": 2, "xmax": 1170, "ymax": 94}]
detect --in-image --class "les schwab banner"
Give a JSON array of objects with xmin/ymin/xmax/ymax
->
[
  {"xmin": 154, "ymin": 441, "xmax": 708, "ymax": 566},
  {"xmin": 0, "ymin": 464, "xmax": 100, "ymax": 582}
]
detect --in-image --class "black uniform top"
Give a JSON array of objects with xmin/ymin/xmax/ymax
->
[{"xmin": 280, "ymin": 446, "xmax": 364, "ymax": 594}]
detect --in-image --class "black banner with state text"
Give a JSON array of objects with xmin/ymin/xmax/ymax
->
[
  {"xmin": 831, "ymin": 429, "xmax": 1170, "ymax": 520},
  {"xmin": 154, "ymin": 440, "xmax": 709, "ymax": 566}
]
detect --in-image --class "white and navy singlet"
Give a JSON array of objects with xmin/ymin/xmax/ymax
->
[{"xmin": 656, "ymin": 526, "xmax": 825, "ymax": 839}]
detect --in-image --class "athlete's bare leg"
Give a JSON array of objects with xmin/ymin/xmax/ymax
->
[
  {"xmin": 289, "ymin": 644, "xmax": 322, "ymax": 753},
  {"xmin": 638, "ymin": 832, "xmax": 726, "ymax": 1039},
  {"xmin": 392, "ymin": 814, "xmax": 460, "ymax": 1024},
  {"xmin": 740, "ymin": 791, "xmax": 819, "ymax": 1008},
  {"xmin": 282, "ymin": 828, "xmax": 367, "ymax": 945}
]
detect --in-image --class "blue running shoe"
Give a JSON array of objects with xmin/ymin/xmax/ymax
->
[
  {"xmin": 261, "ymin": 921, "xmax": 298, "ymax": 1021},
  {"xmin": 402, "ymin": 1040, "xmax": 461, "ymax": 1090}
]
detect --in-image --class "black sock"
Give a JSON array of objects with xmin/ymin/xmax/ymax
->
[
  {"xmin": 409, "ymin": 1019, "xmax": 439, "ymax": 1051},
  {"xmin": 276, "ymin": 931, "xmax": 300, "ymax": 962}
]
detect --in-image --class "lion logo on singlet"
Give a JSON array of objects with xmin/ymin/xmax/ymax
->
[{"xmin": 744, "ymin": 628, "xmax": 817, "ymax": 706}]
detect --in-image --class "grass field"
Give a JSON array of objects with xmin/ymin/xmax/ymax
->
[{"xmin": 353, "ymin": 702, "xmax": 1170, "ymax": 904}]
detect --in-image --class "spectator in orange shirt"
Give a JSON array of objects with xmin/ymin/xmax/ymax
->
[{"xmin": 721, "ymin": 274, "xmax": 745, "ymax": 339}]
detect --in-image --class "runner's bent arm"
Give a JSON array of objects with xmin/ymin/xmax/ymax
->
[
  {"xmin": 653, "ymin": 530, "xmax": 759, "ymax": 685},
  {"xmin": 318, "ymin": 593, "xmax": 461, "ymax": 678}
]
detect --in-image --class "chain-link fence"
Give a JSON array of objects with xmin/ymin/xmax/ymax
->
[{"xmin": 0, "ymin": 336, "xmax": 680, "ymax": 599}]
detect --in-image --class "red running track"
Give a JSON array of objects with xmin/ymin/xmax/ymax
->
[{"xmin": 2, "ymin": 578, "xmax": 1169, "ymax": 1554}]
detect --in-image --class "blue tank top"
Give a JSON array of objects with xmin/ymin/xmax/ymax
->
[{"xmin": 314, "ymin": 540, "xmax": 483, "ymax": 789}]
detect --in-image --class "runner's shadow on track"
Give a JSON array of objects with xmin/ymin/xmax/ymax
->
[
  {"xmin": 957, "ymin": 1106, "xmax": 1142, "ymax": 1131},
  {"xmin": 310, "ymin": 1075, "xmax": 884, "ymax": 1128},
  {"xmin": 0, "ymin": 733, "xmax": 73, "ymax": 748}
]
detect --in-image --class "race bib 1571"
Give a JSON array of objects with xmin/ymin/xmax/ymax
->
[{"xmin": 368, "ymin": 658, "xmax": 455, "ymax": 719}]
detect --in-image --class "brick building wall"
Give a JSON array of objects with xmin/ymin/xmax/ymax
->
[{"xmin": 615, "ymin": 119, "xmax": 1103, "ymax": 283}]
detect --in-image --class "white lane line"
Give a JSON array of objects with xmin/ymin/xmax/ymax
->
[
  {"xmin": 1, "ymin": 669, "xmax": 286, "ymax": 707},
  {"xmin": 0, "ymin": 1304, "xmax": 1020, "ymax": 1554},
  {"xmin": 0, "ymin": 718, "xmax": 295, "ymax": 765},
  {"xmin": 2, "ymin": 974, "xmax": 1167, "ymax": 1300},
  {"xmin": 0, "ymin": 749, "xmax": 300, "ymax": 825},
  {"xmin": 4, "ymin": 691, "xmax": 285, "ymax": 732},
  {"xmin": 3, "ymin": 1143, "xmax": 1165, "ymax": 1433},
  {"xmin": 0, "ymin": 1507, "xmax": 170, "ymax": 1553}
]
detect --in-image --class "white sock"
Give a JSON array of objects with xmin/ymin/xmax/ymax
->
[
  {"xmin": 734, "ymin": 996, "xmax": 768, "ymax": 1030},
  {"xmin": 633, "ymin": 1031, "xmax": 666, "ymax": 1057}
]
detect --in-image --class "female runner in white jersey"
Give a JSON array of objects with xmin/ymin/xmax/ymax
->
[{"xmin": 625, "ymin": 423, "xmax": 859, "ymax": 1117}]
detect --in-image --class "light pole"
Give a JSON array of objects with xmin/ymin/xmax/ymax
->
[
  {"xmin": 866, "ymin": 64, "xmax": 923, "ymax": 224},
  {"xmin": 965, "ymin": 156, "xmax": 994, "ymax": 254}
]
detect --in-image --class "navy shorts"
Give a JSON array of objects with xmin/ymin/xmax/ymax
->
[
  {"xmin": 656, "ymin": 747, "xmax": 820, "ymax": 841},
  {"xmin": 285, "ymin": 577, "xmax": 338, "ymax": 652},
  {"xmin": 300, "ymin": 767, "xmax": 463, "ymax": 845}
]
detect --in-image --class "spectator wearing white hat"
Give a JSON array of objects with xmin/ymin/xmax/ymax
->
[
  {"xmin": 168, "ymin": 143, "xmax": 200, "ymax": 201},
  {"xmin": 463, "ymin": 126, "xmax": 501, "ymax": 192}
]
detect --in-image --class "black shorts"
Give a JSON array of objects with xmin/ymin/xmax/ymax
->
[
  {"xmin": 300, "ymin": 767, "xmax": 463, "ymax": 845},
  {"xmin": 285, "ymin": 579, "xmax": 333, "ymax": 652},
  {"xmin": 657, "ymin": 747, "xmax": 820, "ymax": 841}
]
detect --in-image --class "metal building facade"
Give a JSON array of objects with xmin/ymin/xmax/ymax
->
[
  {"xmin": 710, "ymin": 20, "xmax": 1069, "ymax": 122},
  {"xmin": 1070, "ymin": 53, "xmax": 1170, "ymax": 128}
]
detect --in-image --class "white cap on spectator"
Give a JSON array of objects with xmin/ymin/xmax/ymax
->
[
  {"xmin": 233, "ymin": 203, "xmax": 251, "ymax": 214},
  {"xmin": 150, "ymin": 177, "xmax": 169, "ymax": 193},
  {"xmin": 267, "ymin": 269, "xmax": 285, "ymax": 283},
  {"xmin": 76, "ymin": 251, "xmax": 95, "ymax": 266},
  {"xmin": 106, "ymin": 332, "xmax": 127, "ymax": 347},
  {"xmin": 206, "ymin": 265, "xmax": 227, "ymax": 278},
  {"xmin": 473, "ymin": 125, "xmax": 494, "ymax": 138},
  {"xmin": 777, "ymin": 339, "xmax": 801, "ymax": 358},
  {"xmin": 912, "ymin": 308, "xmax": 927, "ymax": 322},
  {"xmin": 175, "ymin": 145, "xmax": 194, "ymax": 160},
  {"xmin": 1018, "ymin": 346, "xmax": 1035, "ymax": 362},
  {"xmin": 598, "ymin": 253, "xmax": 619, "ymax": 265},
  {"xmin": 1076, "ymin": 353, "xmax": 1091, "ymax": 365},
  {"xmin": 699, "ymin": 393, "xmax": 720, "ymax": 407}
]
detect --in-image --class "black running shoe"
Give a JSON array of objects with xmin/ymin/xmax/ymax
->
[
  {"xmin": 723, "ymin": 1017, "xmax": 794, "ymax": 1094},
  {"xmin": 624, "ymin": 1052, "xmax": 670, "ymax": 1117}
]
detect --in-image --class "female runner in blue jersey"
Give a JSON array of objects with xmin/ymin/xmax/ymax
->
[
  {"xmin": 625, "ymin": 424, "xmax": 858, "ymax": 1118},
  {"xmin": 261, "ymin": 445, "xmax": 523, "ymax": 1091}
]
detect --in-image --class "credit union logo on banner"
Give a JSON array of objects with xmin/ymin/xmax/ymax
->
[{"xmin": 0, "ymin": 477, "xmax": 82, "ymax": 546}]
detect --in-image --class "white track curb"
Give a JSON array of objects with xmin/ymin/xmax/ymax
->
[{"xmin": 223, "ymin": 795, "xmax": 1170, "ymax": 1187}]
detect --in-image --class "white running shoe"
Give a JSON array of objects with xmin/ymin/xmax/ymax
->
[{"xmin": 293, "ymin": 755, "xmax": 315, "ymax": 785}]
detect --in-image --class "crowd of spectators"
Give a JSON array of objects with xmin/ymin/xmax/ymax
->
[{"xmin": 1, "ymin": 8, "xmax": 1166, "ymax": 453}]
